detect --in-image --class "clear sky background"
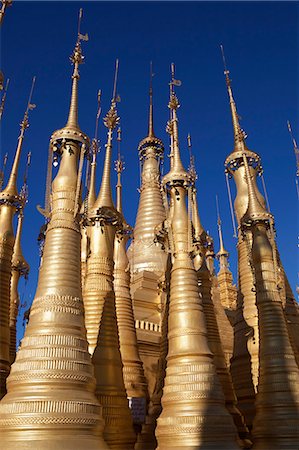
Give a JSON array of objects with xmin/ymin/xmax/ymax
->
[{"xmin": 1, "ymin": 1, "xmax": 298, "ymax": 344}]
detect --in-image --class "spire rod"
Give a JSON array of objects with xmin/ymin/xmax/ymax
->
[
  {"xmin": 2, "ymin": 77, "xmax": 36, "ymax": 196},
  {"xmin": 115, "ymin": 127, "xmax": 124, "ymax": 213},
  {"xmin": 216, "ymin": 194, "xmax": 227, "ymax": 256},
  {"xmin": 168, "ymin": 62, "xmax": 185, "ymax": 173},
  {"xmin": 187, "ymin": 133, "xmax": 196, "ymax": 182},
  {"xmin": 65, "ymin": 9, "xmax": 87, "ymax": 130},
  {"xmin": 148, "ymin": 61, "xmax": 155, "ymax": 138},
  {"xmin": 287, "ymin": 120, "xmax": 299, "ymax": 199},
  {"xmin": 0, "ymin": 77, "xmax": 9, "ymax": 121},
  {"xmin": 0, "ymin": 152, "xmax": 8, "ymax": 191},
  {"xmin": 112, "ymin": 58, "xmax": 119, "ymax": 102},
  {"xmin": 93, "ymin": 60, "xmax": 120, "ymax": 210},
  {"xmin": 220, "ymin": 45, "xmax": 247, "ymax": 151}
]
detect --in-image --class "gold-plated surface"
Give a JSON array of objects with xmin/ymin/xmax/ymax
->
[
  {"xmin": 240, "ymin": 165, "xmax": 299, "ymax": 448},
  {"xmin": 155, "ymin": 69, "xmax": 240, "ymax": 449},
  {"xmin": 223, "ymin": 58, "xmax": 264, "ymax": 430},
  {"xmin": 127, "ymin": 67, "xmax": 166, "ymax": 278},
  {"xmin": 9, "ymin": 208, "xmax": 29, "ymax": 363},
  {"xmin": 135, "ymin": 256, "xmax": 171, "ymax": 450},
  {"xmin": 114, "ymin": 142, "xmax": 148, "ymax": 401},
  {"xmin": 0, "ymin": 24, "xmax": 108, "ymax": 449},
  {"xmin": 83, "ymin": 92, "xmax": 120, "ymax": 354},
  {"xmin": 86, "ymin": 74, "xmax": 136, "ymax": 448},
  {"xmin": 197, "ymin": 258, "xmax": 249, "ymax": 446},
  {"xmin": 0, "ymin": 85, "xmax": 34, "ymax": 398},
  {"xmin": 250, "ymin": 223, "xmax": 299, "ymax": 449}
]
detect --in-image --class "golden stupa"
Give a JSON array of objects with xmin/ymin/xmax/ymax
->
[{"xmin": 0, "ymin": 7, "xmax": 298, "ymax": 450}]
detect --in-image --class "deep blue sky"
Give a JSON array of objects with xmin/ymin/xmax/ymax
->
[{"xmin": 1, "ymin": 1, "xmax": 298, "ymax": 343}]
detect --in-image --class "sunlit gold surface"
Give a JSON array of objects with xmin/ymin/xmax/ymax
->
[
  {"xmin": 9, "ymin": 210, "xmax": 29, "ymax": 364},
  {"xmin": 250, "ymin": 222, "xmax": 299, "ymax": 449},
  {"xmin": 0, "ymin": 34, "xmax": 108, "ymax": 449},
  {"xmin": 156, "ymin": 80, "xmax": 239, "ymax": 449},
  {"xmin": 0, "ymin": 109, "xmax": 29, "ymax": 398},
  {"xmin": 114, "ymin": 158, "xmax": 148, "ymax": 400}
]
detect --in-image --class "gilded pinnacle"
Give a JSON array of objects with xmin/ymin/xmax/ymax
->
[
  {"xmin": 221, "ymin": 45, "xmax": 248, "ymax": 154},
  {"xmin": 163, "ymin": 64, "xmax": 190, "ymax": 185},
  {"xmin": 51, "ymin": 11, "xmax": 89, "ymax": 146},
  {"xmin": 104, "ymin": 101, "xmax": 119, "ymax": 131}
]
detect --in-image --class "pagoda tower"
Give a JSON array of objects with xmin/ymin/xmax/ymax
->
[
  {"xmin": 113, "ymin": 128, "xmax": 148, "ymax": 412},
  {"xmin": 81, "ymin": 91, "xmax": 101, "ymax": 290},
  {"xmin": 85, "ymin": 64, "xmax": 136, "ymax": 449},
  {"xmin": 216, "ymin": 207, "xmax": 237, "ymax": 331},
  {"xmin": 9, "ymin": 152, "xmax": 31, "ymax": 364},
  {"xmin": 240, "ymin": 154, "xmax": 299, "ymax": 449},
  {"xmin": 222, "ymin": 48, "xmax": 299, "ymax": 431},
  {"xmin": 0, "ymin": 79, "xmax": 35, "ymax": 398},
  {"xmin": 222, "ymin": 49, "xmax": 264, "ymax": 429},
  {"xmin": 155, "ymin": 65, "xmax": 240, "ymax": 449},
  {"xmin": 190, "ymin": 169, "xmax": 248, "ymax": 445},
  {"xmin": 127, "ymin": 66, "xmax": 167, "ymax": 395},
  {"xmin": 0, "ymin": 17, "xmax": 108, "ymax": 449}
]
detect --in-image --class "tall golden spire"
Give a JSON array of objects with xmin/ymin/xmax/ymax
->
[
  {"xmin": 113, "ymin": 130, "xmax": 148, "ymax": 406},
  {"xmin": 83, "ymin": 62, "xmax": 121, "ymax": 354},
  {"xmin": 0, "ymin": 79, "xmax": 35, "ymax": 399},
  {"xmin": 83, "ymin": 63, "xmax": 136, "ymax": 449},
  {"xmin": 127, "ymin": 63, "xmax": 166, "ymax": 278},
  {"xmin": 9, "ymin": 152, "xmax": 31, "ymax": 364},
  {"xmin": 1, "ymin": 77, "xmax": 35, "ymax": 197},
  {"xmin": 156, "ymin": 65, "xmax": 240, "ymax": 449},
  {"xmin": 0, "ymin": 11, "xmax": 108, "ymax": 449},
  {"xmin": 92, "ymin": 60, "xmax": 119, "ymax": 211},
  {"xmin": 240, "ymin": 178, "xmax": 299, "ymax": 447},
  {"xmin": 222, "ymin": 50, "xmax": 267, "ymax": 431},
  {"xmin": 216, "ymin": 196, "xmax": 229, "ymax": 269},
  {"xmin": 221, "ymin": 45, "xmax": 248, "ymax": 154}
]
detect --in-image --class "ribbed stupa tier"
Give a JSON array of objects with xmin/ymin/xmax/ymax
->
[
  {"xmin": 9, "ymin": 210, "xmax": 29, "ymax": 364},
  {"xmin": 250, "ymin": 223, "xmax": 299, "ymax": 449},
  {"xmin": 277, "ymin": 255, "xmax": 299, "ymax": 368},
  {"xmin": 0, "ymin": 204, "xmax": 14, "ymax": 398},
  {"xmin": 197, "ymin": 260, "xmax": 249, "ymax": 446},
  {"xmin": 0, "ymin": 110, "xmax": 29, "ymax": 398},
  {"xmin": 9, "ymin": 265, "xmax": 20, "ymax": 363},
  {"xmin": 92, "ymin": 283, "xmax": 136, "ymax": 449},
  {"xmin": 127, "ymin": 145, "xmax": 166, "ymax": 277},
  {"xmin": 83, "ymin": 223, "xmax": 114, "ymax": 354},
  {"xmin": 114, "ymin": 233, "xmax": 148, "ymax": 399},
  {"xmin": 230, "ymin": 233, "xmax": 258, "ymax": 429},
  {"xmin": 155, "ymin": 187, "xmax": 240, "ymax": 450},
  {"xmin": 0, "ymin": 140, "xmax": 108, "ymax": 450},
  {"xmin": 135, "ymin": 257, "xmax": 170, "ymax": 450}
]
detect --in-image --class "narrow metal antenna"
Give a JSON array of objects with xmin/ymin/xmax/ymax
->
[
  {"xmin": 112, "ymin": 59, "xmax": 119, "ymax": 102},
  {"xmin": 287, "ymin": 120, "xmax": 299, "ymax": 200},
  {"xmin": 0, "ymin": 152, "xmax": 8, "ymax": 190},
  {"xmin": 216, "ymin": 194, "xmax": 221, "ymax": 225},
  {"xmin": 26, "ymin": 76, "xmax": 36, "ymax": 114},
  {"xmin": 0, "ymin": 77, "xmax": 9, "ymax": 121}
]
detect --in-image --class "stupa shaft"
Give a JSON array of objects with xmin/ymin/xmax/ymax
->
[{"xmin": 0, "ymin": 24, "xmax": 108, "ymax": 449}]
